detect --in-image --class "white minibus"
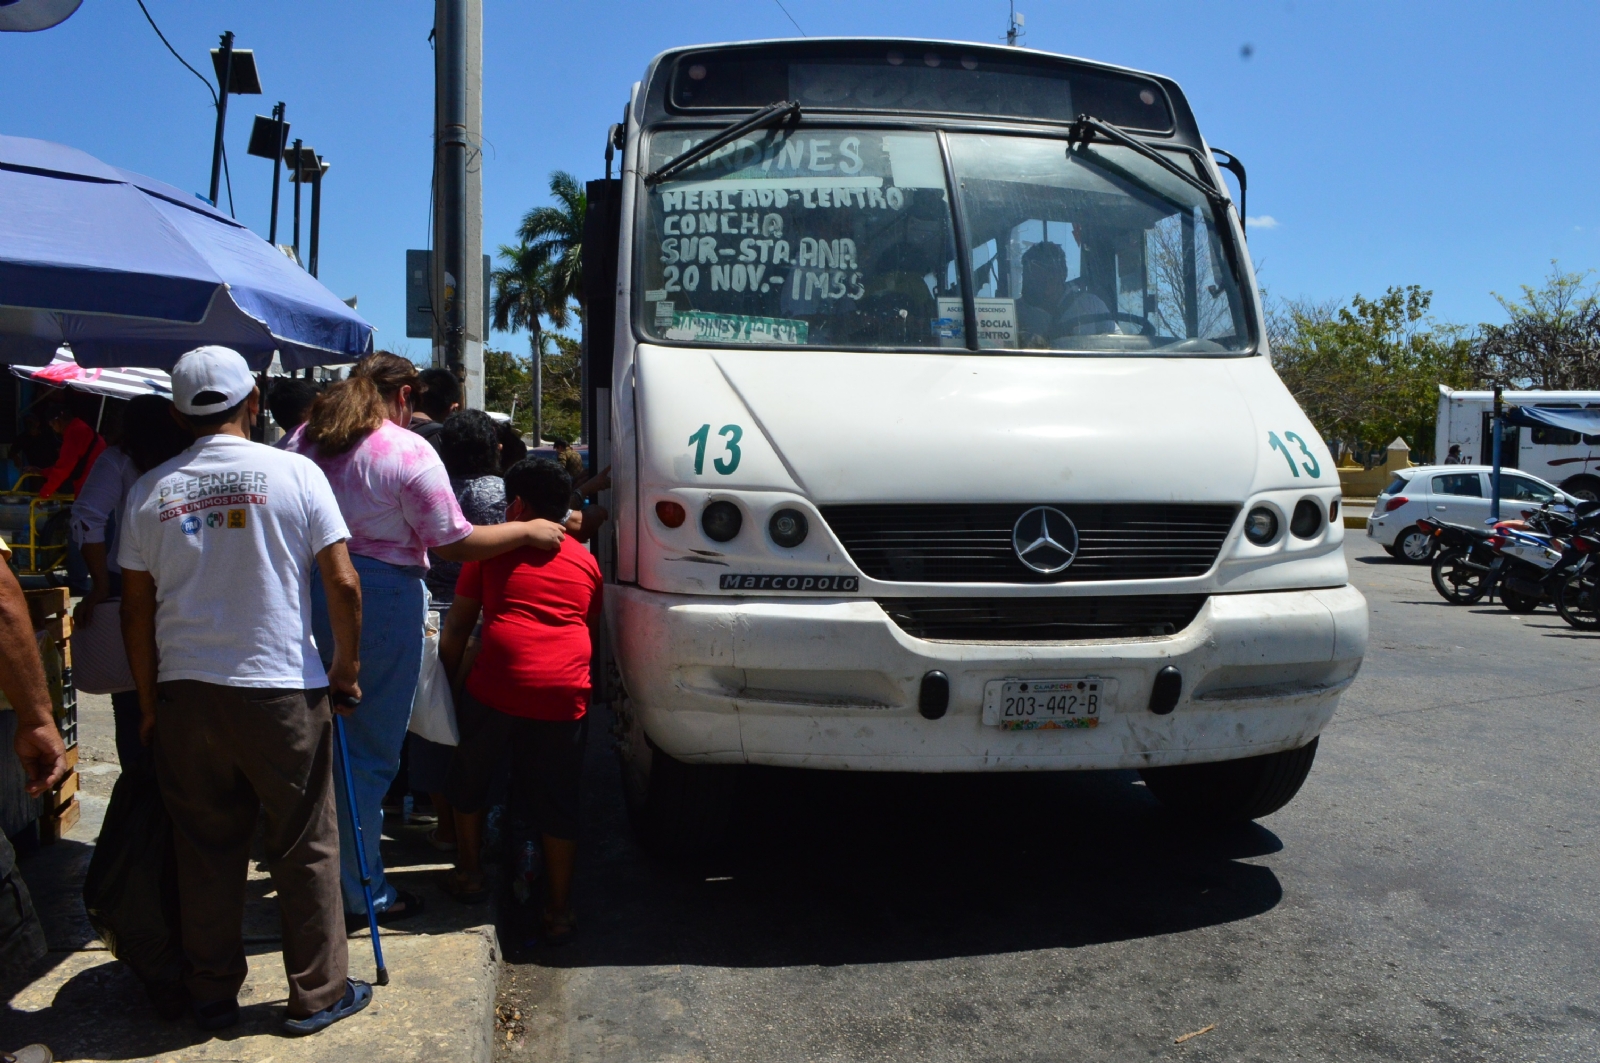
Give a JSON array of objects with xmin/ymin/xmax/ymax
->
[
  {"xmin": 577, "ymin": 38, "xmax": 1369, "ymax": 854},
  {"xmin": 1437, "ymin": 385, "xmax": 1600, "ymax": 500}
]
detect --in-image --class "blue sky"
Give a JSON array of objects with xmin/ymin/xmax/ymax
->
[{"xmin": 4, "ymin": 0, "xmax": 1598, "ymax": 355}]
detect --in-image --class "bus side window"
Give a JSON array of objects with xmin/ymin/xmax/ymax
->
[{"xmin": 1531, "ymin": 425, "xmax": 1582, "ymax": 446}]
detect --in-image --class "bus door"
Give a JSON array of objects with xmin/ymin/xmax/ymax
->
[{"xmin": 1482, "ymin": 412, "xmax": 1520, "ymax": 470}]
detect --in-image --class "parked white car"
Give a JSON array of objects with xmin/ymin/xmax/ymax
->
[{"xmin": 1367, "ymin": 465, "xmax": 1571, "ymax": 561}]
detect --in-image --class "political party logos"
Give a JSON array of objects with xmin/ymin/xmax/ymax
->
[{"xmin": 181, "ymin": 515, "xmax": 201, "ymax": 536}]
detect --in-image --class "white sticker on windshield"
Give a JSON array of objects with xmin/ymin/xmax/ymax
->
[
  {"xmin": 654, "ymin": 300, "xmax": 675, "ymax": 324},
  {"xmin": 934, "ymin": 297, "xmax": 965, "ymax": 348},
  {"xmin": 974, "ymin": 298, "xmax": 1017, "ymax": 348},
  {"xmin": 644, "ymin": 289, "xmax": 667, "ymax": 302}
]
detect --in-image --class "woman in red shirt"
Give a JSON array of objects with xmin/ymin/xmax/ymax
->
[{"xmin": 440, "ymin": 458, "xmax": 601, "ymax": 942}]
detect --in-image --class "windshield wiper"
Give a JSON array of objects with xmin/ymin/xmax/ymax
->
[
  {"xmin": 1066, "ymin": 114, "xmax": 1230, "ymax": 214},
  {"xmin": 644, "ymin": 100, "xmax": 801, "ymax": 187}
]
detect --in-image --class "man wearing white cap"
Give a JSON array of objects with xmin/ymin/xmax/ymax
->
[{"xmin": 118, "ymin": 346, "xmax": 371, "ymax": 1036}]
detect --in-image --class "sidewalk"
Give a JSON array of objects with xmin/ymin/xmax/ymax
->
[{"xmin": 5, "ymin": 691, "xmax": 501, "ymax": 1062}]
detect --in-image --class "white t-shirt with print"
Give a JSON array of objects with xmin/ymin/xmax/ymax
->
[{"xmin": 117, "ymin": 434, "xmax": 350, "ymax": 689}]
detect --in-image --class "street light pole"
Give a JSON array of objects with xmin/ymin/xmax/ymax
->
[
  {"xmin": 309, "ymin": 156, "xmax": 327, "ymax": 278},
  {"xmin": 268, "ymin": 102, "xmax": 285, "ymax": 244},
  {"xmin": 1491, "ymin": 384, "xmax": 1504, "ymax": 521},
  {"xmin": 291, "ymin": 137, "xmax": 303, "ymax": 264},
  {"xmin": 208, "ymin": 31, "xmax": 235, "ymax": 207}
]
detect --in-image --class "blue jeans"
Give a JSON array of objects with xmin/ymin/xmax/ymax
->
[{"xmin": 312, "ymin": 554, "xmax": 426, "ymax": 915}]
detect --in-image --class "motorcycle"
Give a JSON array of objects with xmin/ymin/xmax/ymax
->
[
  {"xmin": 1497, "ymin": 500, "xmax": 1600, "ymax": 615},
  {"xmin": 1420, "ymin": 517, "xmax": 1497, "ymax": 605},
  {"xmin": 1554, "ymin": 529, "xmax": 1600, "ymax": 630}
]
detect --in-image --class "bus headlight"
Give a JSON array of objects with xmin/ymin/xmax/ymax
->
[
  {"xmin": 768, "ymin": 508, "xmax": 809, "ymax": 548},
  {"xmin": 1244, "ymin": 506, "xmax": 1279, "ymax": 545},
  {"xmin": 701, "ymin": 500, "xmax": 743, "ymax": 542}
]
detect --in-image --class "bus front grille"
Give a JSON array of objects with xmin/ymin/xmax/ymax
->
[
  {"xmin": 878, "ymin": 595, "xmax": 1209, "ymax": 642},
  {"xmin": 820, "ymin": 503, "xmax": 1238, "ymax": 584}
]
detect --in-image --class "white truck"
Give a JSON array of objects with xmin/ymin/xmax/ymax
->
[
  {"xmin": 578, "ymin": 38, "xmax": 1368, "ymax": 854},
  {"xmin": 1436, "ymin": 385, "xmax": 1600, "ymax": 500}
]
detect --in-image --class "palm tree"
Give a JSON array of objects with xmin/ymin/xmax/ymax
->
[
  {"xmin": 491, "ymin": 239, "xmax": 565, "ymax": 351},
  {"xmin": 491, "ymin": 240, "xmax": 564, "ymax": 443},
  {"xmin": 516, "ymin": 171, "xmax": 586, "ymax": 315}
]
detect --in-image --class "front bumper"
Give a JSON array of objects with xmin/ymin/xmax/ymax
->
[{"xmin": 610, "ymin": 584, "xmax": 1369, "ymax": 772}]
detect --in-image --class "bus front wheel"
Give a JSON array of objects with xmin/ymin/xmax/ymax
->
[
  {"xmin": 616, "ymin": 703, "xmax": 737, "ymax": 859},
  {"xmin": 1139, "ymin": 738, "xmax": 1319, "ymax": 822}
]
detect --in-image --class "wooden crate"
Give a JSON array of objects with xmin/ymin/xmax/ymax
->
[
  {"xmin": 21, "ymin": 585, "xmax": 75, "ymax": 749},
  {"xmin": 42, "ymin": 769, "xmax": 78, "ymax": 816},
  {"xmin": 23, "ymin": 586, "xmax": 69, "ymax": 627},
  {"xmin": 40, "ymin": 794, "xmax": 79, "ymax": 842}
]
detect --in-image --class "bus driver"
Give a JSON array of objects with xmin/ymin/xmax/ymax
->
[{"xmin": 1017, "ymin": 238, "xmax": 1116, "ymax": 348}]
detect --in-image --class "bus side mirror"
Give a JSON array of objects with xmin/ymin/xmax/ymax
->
[{"xmin": 1211, "ymin": 148, "xmax": 1247, "ymax": 234}]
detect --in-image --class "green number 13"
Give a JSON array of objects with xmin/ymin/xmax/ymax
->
[
  {"xmin": 1268, "ymin": 430, "xmax": 1321, "ymax": 478},
  {"xmin": 689, "ymin": 423, "xmax": 743, "ymax": 475}
]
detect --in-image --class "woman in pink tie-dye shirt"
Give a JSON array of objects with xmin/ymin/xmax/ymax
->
[{"xmin": 289, "ymin": 353, "xmax": 564, "ymax": 926}]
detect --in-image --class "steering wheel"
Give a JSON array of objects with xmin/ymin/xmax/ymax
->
[{"xmin": 1052, "ymin": 310, "xmax": 1157, "ymax": 335}]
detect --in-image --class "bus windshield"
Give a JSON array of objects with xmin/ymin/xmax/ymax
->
[
  {"xmin": 637, "ymin": 127, "xmax": 1251, "ymax": 354},
  {"xmin": 948, "ymin": 134, "xmax": 1249, "ymax": 353},
  {"xmin": 642, "ymin": 128, "xmax": 959, "ymax": 349}
]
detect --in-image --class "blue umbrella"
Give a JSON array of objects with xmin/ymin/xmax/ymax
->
[{"xmin": 0, "ymin": 134, "xmax": 374, "ymax": 370}]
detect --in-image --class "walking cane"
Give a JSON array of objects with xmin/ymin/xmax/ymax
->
[{"xmin": 332, "ymin": 700, "xmax": 390, "ymax": 986}]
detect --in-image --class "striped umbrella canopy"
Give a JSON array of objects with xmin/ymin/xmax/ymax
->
[{"xmin": 8, "ymin": 346, "xmax": 170, "ymax": 400}]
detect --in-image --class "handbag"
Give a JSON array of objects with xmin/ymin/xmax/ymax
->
[
  {"xmin": 408, "ymin": 615, "xmax": 459, "ymax": 746},
  {"xmin": 70, "ymin": 599, "xmax": 136, "ymax": 695}
]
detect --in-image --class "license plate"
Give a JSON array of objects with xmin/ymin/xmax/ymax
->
[{"xmin": 983, "ymin": 678, "xmax": 1106, "ymax": 730}]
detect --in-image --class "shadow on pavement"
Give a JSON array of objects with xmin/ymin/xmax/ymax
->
[
  {"xmin": 514, "ymin": 709, "xmax": 1285, "ymax": 971},
  {"xmin": 6, "ymin": 807, "xmax": 489, "ymax": 1059},
  {"xmin": 4, "ymin": 942, "xmax": 299, "ymax": 1060}
]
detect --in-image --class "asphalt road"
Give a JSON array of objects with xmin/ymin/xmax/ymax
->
[{"xmin": 497, "ymin": 536, "xmax": 1600, "ymax": 1063}]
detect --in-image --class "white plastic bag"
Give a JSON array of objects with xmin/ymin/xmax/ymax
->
[
  {"xmin": 72, "ymin": 599, "xmax": 136, "ymax": 695},
  {"xmin": 408, "ymin": 613, "xmax": 459, "ymax": 746}
]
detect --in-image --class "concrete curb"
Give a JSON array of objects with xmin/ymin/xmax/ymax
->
[{"xmin": 6, "ymin": 924, "xmax": 502, "ymax": 1061}]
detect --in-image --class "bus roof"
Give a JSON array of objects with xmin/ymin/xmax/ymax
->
[
  {"xmin": 1439, "ymin": 384, "xmax": 1600, "ymax": 404},
  {"xmin": 635, "ymin": 38, "xmax": 1203, "ymax": 148}
]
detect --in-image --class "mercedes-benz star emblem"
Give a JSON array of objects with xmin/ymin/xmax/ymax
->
[{"xmin": 1012, "ymin": 506, "xmax": 1080, "ymax": 574}]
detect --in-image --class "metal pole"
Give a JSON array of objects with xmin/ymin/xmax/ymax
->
[
  {"xmin": 1491, "ymin": 384, "xmax": 1504, "ymax": 522},
  {"xmin": 436, "ymin": 0, "xmax": 469, "ymax": 378},
  {"xmin": 291, "ymin": 138, "xmax": 303, "ymax": 265},
  {"xmin": 208, "ymin": 31, "xmax": 235, "ymax": 207},
  {"xmin": 268, "ymin": 101, "xmax": 285, "ymax": 245},
  {"xmin": 309, "ymin": 159, "xmax": 323, "ymax": 278},
  {"xmin": 532, "ymin": 339, "xmax": 542, "ymax": 445}
]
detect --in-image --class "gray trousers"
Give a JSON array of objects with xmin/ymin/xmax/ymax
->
[
  {"xmin": 154, "ymin": 680, "xmax": 348, "ymax": 1017},
  {"xmin": 0, "ymin": 827, "xmax": 46, "ymax": 992}
]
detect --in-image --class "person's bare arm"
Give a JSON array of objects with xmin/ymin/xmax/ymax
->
[
  {"xmin": 315, "ymin": 541, "xmax": 363, "ymax": 713},
  {"xmin": 439, "ymin": 595, "xmax": 482, "ymax": 682},
  {"xmin": 72, "ymin": 541, "xmax": 111, "ymax": 628},
  {"xmin": 572, "ymin": 464, "xmax": 611, "ymax": 498},
  {"xmin": 120, "ymin": 568, "xmax": 161, "ymax": 746},
  {"xmin": 0, "ymin": 564, "xmax": 64, "ymax": 795},
  {"xmin": 431, "ymin": 519, "xmax": 566, "ymax": 563}
]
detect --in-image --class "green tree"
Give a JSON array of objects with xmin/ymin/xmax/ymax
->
[
  {"xmin": 516, "ymin": 171, "xmax": 587, "ymax": 316},
  {"xmin": 491, "ymin": 239, "xmax": 568, "ymax": 353},
  {"xmin": 1270, "ymin": 285, "xmax": 1474, "ymax": 459},
  {"xmin": 538, "ymin": 334, "xmax": 583, "ymax": 443},
  {"xmin": 1473, "ymin": 263, "xmax": 1600, "ymax": 390},
  {"xmin": 482, "ymin": 347, "xmax": 531, "ymax": 431},
  {"xmin": 482, "ymin": 340, "xmax": 582, "ymax": 442},
  {"xmin": 492, "ymin": 171, "xmax": 588, "ymax": 440}
]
